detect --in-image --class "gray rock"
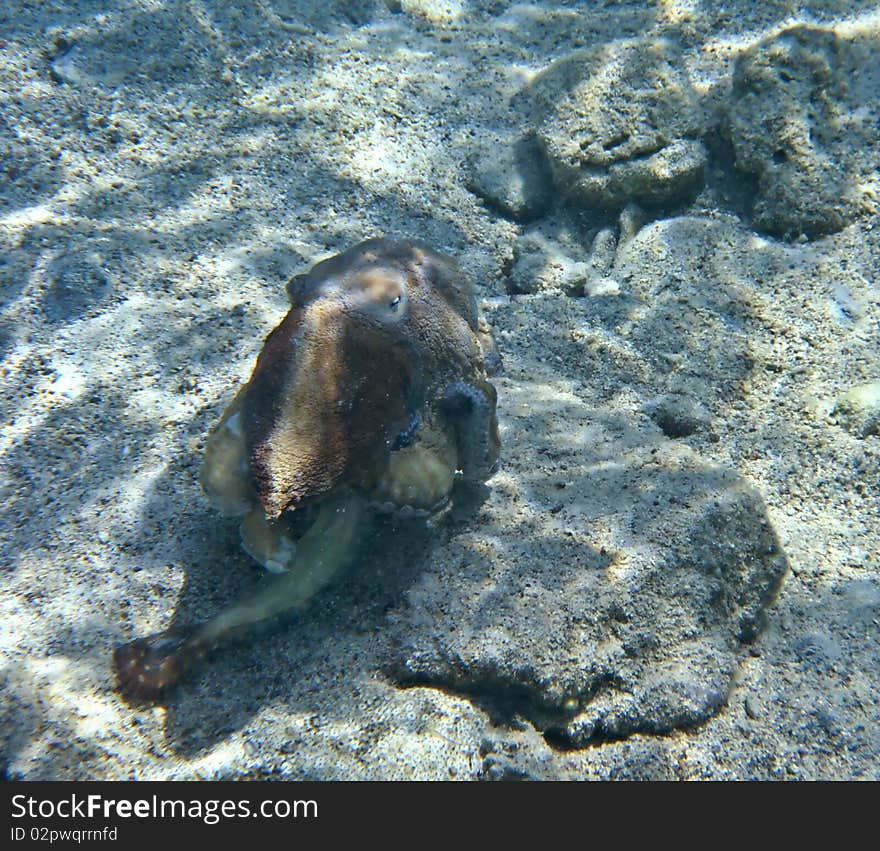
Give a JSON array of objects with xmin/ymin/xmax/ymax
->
[
  {"xmin": 649, "ymin": 393, "xmax": 711, "ymax": 438},
  {"xmin": 583, "ymin": 227, "xmax": 621, "ymax": 297},
  {"xmin": 386, "ymin": 409, "xmax": 788, "ymax": 745},
  {"xmin": 588, "ymin": 139, "xmax": 707, "ymax": 212},
  {"xmin": 725, "ymin": 25, "xmax": 880, "ymax": 239},
  {"xmin": 481, "ymin": 754, "xmax": 537, "ymax": 781},
  {"xmin": 507, "ymin": 229, "xmax": 590, "ymax": 295},
  {"xmin": 522, "ymin": 38, "xmax": 708, "ymax": 214},
  {"xmin": 586, "ymin": 227, "xmax": 617, "ymax": 279},
  {"xmin": 271, "ymin": 0, "xmax": 378, "ymax": 28},
  {"xmin": 832, "ymin": 381, "xmax": 880, "ymax": 438},
  {"xmin": 506, "ymin": 221, "xmax": 622, "ymax": 296},
  {"xmin": 618, "ymin": 202, "xmax": 647, "ymax": 248},
  {"xmin": 398, "ymin": 0, "xmax": 461, "ymax": 24},
  {"xmin": 744, "ymin": 695, "xmax": 761, "ymax": 720},
  {"xmin": 42, "ymin": 249, "xmax": 113, "ymax": 323},
  {"xmin": 49, "ymin": 45, "xmax": 88, "ymax": 86},
  {"xmin": 466, "ymin": 132, "xmax": 554, "ymax": 222}
]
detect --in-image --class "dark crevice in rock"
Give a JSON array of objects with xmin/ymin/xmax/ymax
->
[
  {"xmin": 541, "ymin": 723, "xmax": 630, "ymax": 751},
  {"xmin": 601, "ymin": 132, "xmax": 630, "ymax": 152},
  {"xmin": 702, "ymin": 125, "xmax": 760, "ymax": 222}
]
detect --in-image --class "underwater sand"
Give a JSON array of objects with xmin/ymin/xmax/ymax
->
[{"xmin": 1, "ymin": 0, "xmax": 878, "ymax": 779}]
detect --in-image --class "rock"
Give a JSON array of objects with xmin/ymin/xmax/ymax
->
[
  {"xmin": 386, "ymin": 385, "xmax": 788, "ymax": 745},
  {"xmin": 618, "ymin": 202, "xmax": 647, "ymax": 247},
  {"xmin": 43, "ymin": 35, "xmax": 146, "ymax": 88},
  {"xmin": 43, "ymin": 249, "xmax": 113, "ymax": 323},
  {"xmin": 612, "ymin": 215, "xmax": 772, "ymax": 402},
  {"xmin": 49, "ymin": 45, "xmax": 88, "ymax": 86},
  {"xmin": 586, "ymin": 227, "xmax": 617, "ymax": 279},
  {"xmin": 832, "ymin": 381, "xmax": 880, "ymax": 438},
  {"xmin": 481, "ymin": 754, "xmax": 535, "ymax": 781},
  {"xmin": 507, "ymin": 229, "xmax": 590, "ymax": 295},
  {"xmin": 398, "ymin": 0, "xmax": 461, "ymax": 25},
  {"xmin": 725, "ymin": 25, "xmax": 880, "ymax": 239},
  {"xmin": 272, "ymin": 0, "xmax": 378, "ymax": 27},
  {"xmin": 583, "ymin": 227, "xmax": 621, "ymax": 297},
  {"xmin": 744, "ymin": 695, "xmax": 761, "ymax": 720},
  {"xmin": 506, "ymin": 221, "xmax": 622, "ymax": 296},
  {"xmin": 584, "ymin": 276, "xmax": 620, "ymax": 298},
  {"xmin": 592, "ymin": 139, "xmax": 707, "ymax": 212},
  {"xmin": 522, "ymin": 38, "xmax": 708, "ymax": 214},
  {"xmin": 384, "ymin": 218, "xmax": 803, "ymax": 744},
  {"xmin": 466, "ymin": 131, "xmax": 554, "ymax": 222},
  {"xmin": 649, "ymin": 394, "xmax": 711, "ymax": 438}
]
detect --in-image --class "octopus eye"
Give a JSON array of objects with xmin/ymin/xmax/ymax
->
[
  {"xmin": 381, "ymin": 289, "xmax": 407, "ymax": 322},
  {"xmin": 349, "ymin": 268, "xmax": 408, "ymax": 322}
]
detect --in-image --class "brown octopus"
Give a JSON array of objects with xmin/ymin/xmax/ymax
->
[{"xmin": 114, "ymin": 237, "xmax": 501, "ymax": 699}]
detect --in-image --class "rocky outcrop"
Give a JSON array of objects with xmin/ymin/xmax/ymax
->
[
  {"xmin": 725, "ymin": 25, "xmax": 880, "ymax": 238},
  {"xmin": 521, "ymin": 38, "xmax": 709, "ymax": 215},
  {"xmin": 466, "ymin": 131, "xmax": 554, "ymax": 223},
  {"xmin": 387, "ymin": 396, "xmax": 787, "ymax": 745}
]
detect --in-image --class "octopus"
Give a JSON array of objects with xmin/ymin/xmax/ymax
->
[{"xmin": 114, "ymin": 237, "xmax": 501, "ymax": 699}]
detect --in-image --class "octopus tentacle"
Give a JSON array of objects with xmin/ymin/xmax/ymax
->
[
  {"xmin": 440, "ymin": 378, "xmax": 501, "ymax": 482},
  {"xmin": 114, "ymin": 492, "xmax": 367, "ymax": 700},
  {"xmin": 113, "ymin": 627, "xmax": 204, "ymax": 700}
]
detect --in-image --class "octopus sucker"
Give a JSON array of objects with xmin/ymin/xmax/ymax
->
[{"xmin": 114, "ymin": 238, "xmax": 501, "ymax": 700}]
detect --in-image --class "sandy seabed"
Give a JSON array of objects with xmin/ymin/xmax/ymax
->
[{"xmin": 1, "ymin": 0, "xmax": 878, "ymax": 779}]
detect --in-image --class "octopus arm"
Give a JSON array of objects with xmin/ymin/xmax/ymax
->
[
  {"xmin": 114, "ymin": 492, "xmax": 367, "ymax": 700},
  {"xmin": 440, "ymin": 378, "xmax": 501, "ymax": 482}
]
